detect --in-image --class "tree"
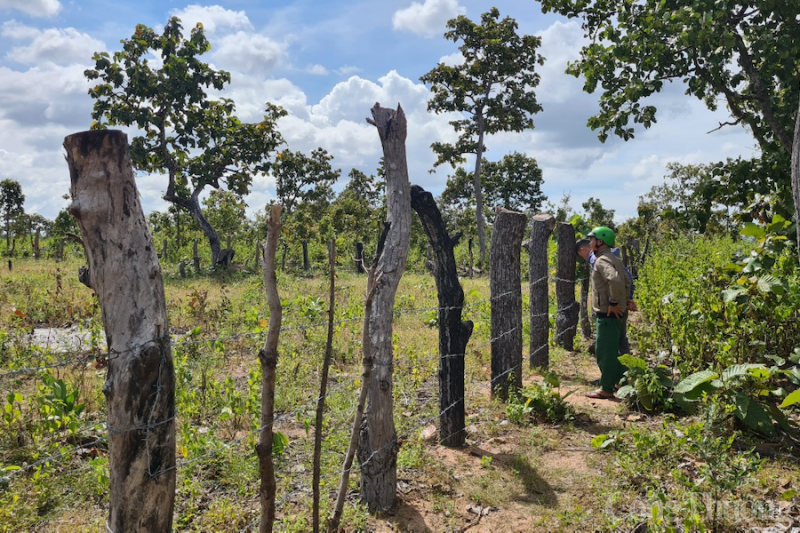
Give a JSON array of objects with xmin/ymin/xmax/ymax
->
[
  {"xmin": 420, "ymin": 8, "xmax": 545, "ymax": 266},
  {"xmin": 0, "ymin": 179, "xmax": 25, "ymax": 256},
  {"xmin": 441, "ymin": 152, "xmax": 546, "ymax": 227},
  {"xmin": 272, "ymin": 148, "xmax": 339, "ymax": 269},
  {"xmin": 537, "ymin": 0, "xmax": 800, "ymax": 263},
  {"xmin": 85, "ymin": 17, "xmax": 285, "ymax": 265},
  {"xmin": 581, "ymin": 197, "xmax": 615, "ymax": 230},
  {"xmin": 328, "ymin": 168, "xmax": 383, "ymax": 245}
]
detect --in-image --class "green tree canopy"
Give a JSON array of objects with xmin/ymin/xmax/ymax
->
[
  {"xmin": 0, "ymin": 179, "xmax": 25, "ymax": 255},
  {"xmin": 421, "ymin": 7, "xmax": 545, "ymax": 264},
  {"xmin": 84, "ymin": 17, "xmax": 285, "ymax": 265}
]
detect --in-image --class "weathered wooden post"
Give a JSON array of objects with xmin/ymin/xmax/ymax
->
[
  {"xmin": 491, "ymin": 208, "xmax": 527, "ymax": 400},
  {"xmin": 64, "ymin": 130, "xmax": 175, "ymax": 532},
  {"xmin": 529, "ymin": 214, "xmax": 555, "ymax": 368},
  {"xmin": 358, "ymin": 103, "xmax": 411, "ymax": 513},
  {"xmin": 555, "ymin": 222, "xmax": 578, "ymax": 351},
  {"xmin": 410, "ymin": 185, "xmax": 473, "ymax": 446}
]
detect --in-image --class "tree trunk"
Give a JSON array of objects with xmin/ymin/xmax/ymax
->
[
  {"xmin": 302, "ymin": 241, "xmax": 310, "ymax": 271},
  {"xmin": 410, "ymin": 185, "xmax": 473, "ymax": 446},
  {"xmin": 164, "ymin": 188, "xmax": 222, "ymax": 265},
  {"xmin": 355, "ymin": 242, "xmax": 365, "ymax": 273},
  {"xmin": 257, "ymin": 204, "xmax": 282, "ymax": 533},
  {"xmin": 473, "ymin": 106, "xmax": 488, "ymax": 267},
  {"xmin": 529, "ymin": 214, "xmax": 555, "ymax": 368},
  {"xmin": 490, "ymin": 208, "xmax": 527, "ymax": 401},
  {"xmin": 579, "ymin": 263, "xmax": 592, "ymax": 339},
  {"xmin": 64, "ymin": 130, "xmax": 175, "ymax": 533},
  {"xmin": 34, "ymin": 228, "xmax": 40, "ymax": 260},
  {"xmin": 555, "ymin": 222, "xmax": 578, "ymax": 351},
  {"xmin": 358, "ymin": 104, "xmax": 412, "ymax": 514},
  {"xmin": 791, "ymin": 97, "xmax": 800, "ymax": 269}
]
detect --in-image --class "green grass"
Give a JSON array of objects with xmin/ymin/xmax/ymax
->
[{"xmin": 0, "ymin": 256, "xmax": 797, "ymax": 532}]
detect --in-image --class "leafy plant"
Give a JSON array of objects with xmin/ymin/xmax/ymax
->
[
  {"xmin": 617, "ymin": 354, "xmax": 674, "ymax": 412},
  {"xmin": 506, "ymin": 373, "xmax": 574, "ymax": 424}
]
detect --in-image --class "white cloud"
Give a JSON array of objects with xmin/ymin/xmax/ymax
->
[
  {"xmin": 3, "ymin": 21, "xmax": 105, "ymax": 65},
  {"xmin": 169, "ymin": 5, "xmax": 253, "ymax": 35},
  {"xmin": 214, "ymin": 32, "xmax": 285, "ymax": 74},
  {"xmin": 392, "ymin": 0, "xmax": 465, "ymax": 38},
  {"xmin": 536, "ymin": 20, "xmax": 588, "ymax": 104},
  {"xmin": 335, "ymin": 66, "xmax": 361, "ymax": 76},
  {"xmin": 0, "ymin": 0, "xmax": 60, "ymax": 17},
  {"xmin": 305, "ymin": 64, "xmax": 328, "ymax": 76}
]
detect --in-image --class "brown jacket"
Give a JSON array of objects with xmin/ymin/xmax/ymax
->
[{"xmin": 591, "ymin": 247, "xmax": 631, "ymax": 314}]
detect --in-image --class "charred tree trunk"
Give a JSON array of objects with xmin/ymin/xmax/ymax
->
[
  {"xmin": 529, "ymin": 214, "xmax": 555, "ymax": 369},
  {"xmin": 302, "ymin": 241, "xmax": 310, "ymax": 271},
  {"xmin": 555, "ymin": 222, "xmax": 578, "ymax": 351},
  {"xmin": 358, "ymin": 104, "xmax": 412, "ymax": 514},
  {"xmin": 579, "ymin": 262, "xmax": 591, "ymax": 339},
  {"xmin": 355, "ymin": 242, "xmax": 365, "ymax": 273},
  {"xmin": 257, "ymin": 204, "xmax": 283, "ymax": 533},
  {"xmin": 64, "ymin": 130, "xmax": 175, "ymax": 533},
  {"xmin": 490, "ymin": 208, "xmax": 527, "ymax": 401},
  {"xmin": 410, "ymin": 185, "xmax": 473, "ymax": 446}
]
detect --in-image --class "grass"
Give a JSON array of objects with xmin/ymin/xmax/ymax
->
[{"xmin": 0, "ymin": 256, "xmax": 798, "ymax": 532}]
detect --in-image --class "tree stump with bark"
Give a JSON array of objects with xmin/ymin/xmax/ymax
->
[
  {"xmin": 529, "ymin": 214, "xmax": 555, "ymax": 368},
  {"xmin": 490, "ymin": 208, "xmax": 527, "ymax": 400},
  {"xmin": 64, "ymin": 129, "xmax": 175, "ymax": 533},
  {"xmin": 555, "ymin": 222, "xmax": 578, "ymax": 350}
]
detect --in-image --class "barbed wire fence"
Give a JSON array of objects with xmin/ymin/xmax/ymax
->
[{"xmin": 2, "ymin": 272, "xmax": 592, "ymax": 530}]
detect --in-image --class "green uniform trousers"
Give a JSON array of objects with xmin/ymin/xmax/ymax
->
[{"xmin": 596, "ymin": 316, "xmax": 625, "ymax": 393}]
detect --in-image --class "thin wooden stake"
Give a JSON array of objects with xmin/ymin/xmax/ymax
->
[{"xmin": 313, "ymin": 240, "xmax": 336, "ymax": 533}]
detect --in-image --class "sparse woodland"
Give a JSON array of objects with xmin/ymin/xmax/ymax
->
[{"xmin": 2, "ymin": 2, "xmax": 800, "ymax": 531}]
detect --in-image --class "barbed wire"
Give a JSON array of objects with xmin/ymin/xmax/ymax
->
[{"xmin": 0, "ymin": 272, "xmax": 590, "ymax": 381}]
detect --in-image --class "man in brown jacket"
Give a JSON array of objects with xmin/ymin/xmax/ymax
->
[{"xmin": 585, "ymin": 226, "xmax": 631, "ymax": 399}]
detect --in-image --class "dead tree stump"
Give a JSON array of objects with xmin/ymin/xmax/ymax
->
[
  {"xmin": 410, "ymin": 185, "xmax": 473, "ymax": 446},
  {"xmin": 358, "ymin": 103, "xmax": 412, "ymax": 513},
  {"xmin": 64, "ymin": 130, "xmax": 175, "ymax": 533},
  {"xmin": 579, "ymin": 262, "xmax": 592, "ymax": 339},
  {"xmin": 555, "ymin": 222, "xmax": 578, "ymax": 350},
  {"xmin": 529, "ymin": 214, "xmax": 555, "ymax": 368},
  {"xmin": 490, "ymin": 208, "xmax": 527, "ymax": 400}
]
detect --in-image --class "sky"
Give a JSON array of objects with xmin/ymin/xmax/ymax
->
[{"xmin": 0, "ymin": 0, "xmax": 760, "ymax": 224}]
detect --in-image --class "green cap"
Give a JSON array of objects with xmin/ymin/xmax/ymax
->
[{"xmin": 588, "ymin": 226, "xmax": 615, "ymax": 247}]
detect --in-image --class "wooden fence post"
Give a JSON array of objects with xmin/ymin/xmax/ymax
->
[
  {"xmin": 579, "ymin": 262, "xmax": 592, "ymax": 339},
  {"xmin": 358, "ymin": 103, "xmax": 412, "ymax": 513},
  {"xmin": 64, "ymin": 130, "xmax": 175, "ymax": 532},
  {"xmin": 410, "ymin": 185, "xmax": 473, "ymax": 446},
  {"xmin": 355, "ymin": 242, "xmax": 365, "ymax": 273},
  {"xmin": 490, "ymin": 208, "xmax": 527, "ymax": 400},
  {"xmin": 555, "ymin": 222, "xmax": 578, "ymax": 350},
  {"xmin": 529, "ymin": 214, "xmax": 555, "ymax": 368}
]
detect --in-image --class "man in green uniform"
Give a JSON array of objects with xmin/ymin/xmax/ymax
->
[{"xmin": 585, "ymin": 226, "xmax": 631, "ymax": 400}]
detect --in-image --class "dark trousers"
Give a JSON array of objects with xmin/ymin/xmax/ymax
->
[{"xmin": 595, "ymin": 316, "xmax": 625, "ymax": 393}]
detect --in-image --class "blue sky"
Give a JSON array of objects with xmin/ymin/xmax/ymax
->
[{"xmin": 0, "ymin": 0, "xmax": 758, "ymax": 223}]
